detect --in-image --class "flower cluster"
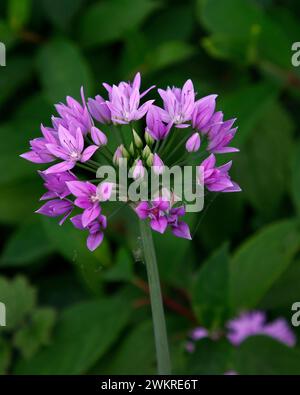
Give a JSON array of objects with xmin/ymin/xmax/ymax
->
[
  {"xmin": 21, "ymin": 73, "xmax": 241, "ymax": 251},
  {"xmin": 186, "ymin": 311, "xmax": 296, "ymax": 353}
]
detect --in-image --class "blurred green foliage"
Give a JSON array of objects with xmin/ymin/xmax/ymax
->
[{"xmin": 0, "ymin": 0, "xmax": 300, "ymax": 374}]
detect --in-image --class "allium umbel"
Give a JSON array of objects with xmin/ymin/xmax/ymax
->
[{"xmin": 21, "ymin": 73, "xmax": 241, "ymax": 251}]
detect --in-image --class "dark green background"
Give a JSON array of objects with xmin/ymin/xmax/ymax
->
[{"xmin": 0, "ymin": 0, "xmax": 300, "ymax": 374}]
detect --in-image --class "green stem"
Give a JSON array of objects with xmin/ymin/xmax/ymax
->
[{"xmin": 139, "ymin": 220, "xmax": 171, "ymax": 375}]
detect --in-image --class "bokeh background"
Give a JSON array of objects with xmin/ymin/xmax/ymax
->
[{"xmin": 1, "ymin": 0, "xmax": 300, "ymax": 375}]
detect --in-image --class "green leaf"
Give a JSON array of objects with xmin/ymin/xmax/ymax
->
[
  {"xmin": 8, "ymin": 0, "xmax": 32, "ymax": 31},
  {"xmin": 219, "ymin": 82, "xmax": 279, "ymax": 146},
  {"xmin": 235, "ymin": 102, "xmax": 294, "ymax": 217},
  {"xmin": 192, "ymin": 244, "xmax": 229, "ymax": 329},
  {"xmin": 104, "ymin": 248, "xmax": 134, "ymax": 282},
  {"xmin": 291, "ymin": 141, "xmax": 300, "ymax": 215},
  {"xmin": 0, "ymin": 338, "xmax": 11, "ymax": 374},
  {"xmin": 259, "ymin": 259, "xmax": 300, "ymax": 310},
  {"xmin": 42, "ymin": 217, "xmax": 112, "ymax": 294},
  {"xmin": 0, "ymin": 20, "xmax": 17, "ymax": 49},
  {"xmin": 153, "ymin": 214, "xmax": 196, "ymax": 286},
  {"xmin": 36, "ymin": 38, "xmax": 93, "ymax": 103},
  {"xmin": 146, "ymin": 41, "xmax": 195, "ymax": 73},
  {"xmin": 197, "ymin": 0, "xmax": 263, "ymax": 37},
  {"xmin": 96, "ymin": 321, "xmax": 155, "ymax": 374},
  {"xmin": 197, "ymin": 193, "xmax": 244, "ymax": 250},
  {"xmin": 0, "ymin": 122, "xmax": 37, "ymax": 184},
  {"xmin": 14, "ymin": 297, "xmax": 131, "ymax": 374},
  {"xmin": 235, "ymin": 336, "xmax": 300, "ymax": 375},
  {"xmin": 42, "ymin": 0, "xmax": 84, "ymax": 30},
  {"xmin": 230, "ymin": 219, "xmax": 300, "ymax": 312},
  {"xmin": 0, "ymin": 276, "xmax": 36, "ymax": 331},
  {"xmin": 197, "ymin": 0, "xmax": 291, "ymax": 68},
  {"xmin": 186, "ymin": 339, "xmax": 234, "ymax": 374},
  {"xmin": 14, "ymin": 308, "xmax": 57, "ymax": 359},
  {"xmin": 79, "ymin": 0, "xmax": 160, "ymax": 47},
  {"xmin": 143, "ymin": 3, "xmax": 194, "ymax": 46},
  {"xmin": 1, "ymin": 220, "xmax": 54, "ymax": 267},
  {"xmin": 0, "ymin": 56, "xmax": 33, "ymax": 108},
  {"xmin": 0, "ymin": 178, "xmax": 43, "ymax": 225}
]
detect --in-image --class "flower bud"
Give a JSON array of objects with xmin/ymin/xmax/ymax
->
[
  {"xmin": 132, "ymin": 129, "xmax": 143, "ymax": 149},
  {"xmin": 113, "ymin": 145, "xmax": 124, "ymax": 165},
  {"xmin": 122, "ymin": 145, "xmax": 130, "ymax": 159},
  {"xmin": 129, "ymin": 142, "xmax": 135, "ymax": 156},
  {"xmin": 186, "ymin": 132, "xmax": 201, "ymax": 152},
  {"xmin": 146, "ymin": 153, "xmax": 154, "ymax": 167},
  {"xmin": 91, "ymin": 126, "xmax": 107, "ymax": 146},
  {"xmin": 153, "ymin": 153, "xmax": 165, "ymax": 175},
  {"xmin": 142, "ymin": 145, "xmax": 151, "ymax": 159},
  {"xmin": 145, "ymin": 131, "xmax": 154, "ymax": 146},
  {"xmin": 132, "ymin": 159, "xmax": 145, "ymax": 180}
]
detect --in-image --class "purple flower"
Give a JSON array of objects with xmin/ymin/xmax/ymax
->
[
  {"xmin": 67, "ymin": 181, "xmax": 113, "ymax": 228},
  {"xmin": 185, "ymin": 341, "xmax": 196, "ymax": 353},
  {"xmin": 186, "ymin": 311, "xmax": 296, "ymax": 357},
  {"xmin": 39, "ymin": 171, "xmax": 77, "ymax": 200},
  {"xmin": 20, "ymin": 124, "xmax": 58, "ymax": 164},
  {"xmin": 71, "ymin": 213, "xmax": 107, "ymax": 251},
  {"xmin": 44, "ymin": 125, "xmax": 98, "ymax": 174},
  {"xmin": 190, "ymin": 327, "xmax": 208, "ymax": 341},
  {"xmin": 207, "ymin": 117, "xmax": 239, "ymax": 154},
  {"xmin": 88, "ymin": 94, "xmax": 111, "ymax": 124},
  {"xmin": 145, "ymin": 105, "xmax": 171, "ymax": 140},
  {"xmin": 186, "ymin": 132, "xmax": 201, "ymax": 152},
  {"xmin": 67, "ymin": 181, "xmax": 101, "ymax": 227},
  {"xmin": 158, "ymin": 79, "xmax": 195, "ymax": 128},
  {"xmin": 192, "ymin": 94, "xmax": 217, "ymax": 132},
  {"xmin": 135, "ymin": 199, "xmax": 191, "ymax": 239},
  {"xmin": 199, "ymin": 154, "xmax": 241, "ymax": 193},
  {"xmin": 103, "ymin": 72, "xmax": 154, "ymax": 124},
  {"xmin": 167, "ymin": 206, "xmax": 191, "ymax": 240},
  {"xmin": 36, "ymin": 199, "xmax": 73, "ymax": 225},
  {"xmin": 152, "ymin": 153, "xmax": 165, "ymax": 175},
  {"xmin": 55, "ymin": 87, "xmax": 92, "ymax": 135},
  {"xmin": 135, "ymin": 199, "xmax": 170, "ymax": 234},
  {"xmin": 90, "ymin": 126, "xmax": 107, "ymax": 146},
  {"xmin": 227, "ymin": 311, "xmax": 296, "ymax": 347}
]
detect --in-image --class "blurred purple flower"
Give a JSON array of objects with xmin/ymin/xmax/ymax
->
[
  {"xmin": 104, "ymin": 72, "xmax": 154, "ymax": 124},
  {"xmin": 71, "ymin": 213, "xmax": 107, "ymax": 251},
  {"xmin": 158, "ymin": 79, "xmax": 195, "ymax": 128},
  {"xmin": 186, "ymin": 311, "xmax": 296, "ymax": 356},
  {"xmin": 227, "ymin": 311, "xmax": 296, "ymax": 347},
  {"xmin": 44, "ymin": 125, "xmax": 98, "ymax": 174}
]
